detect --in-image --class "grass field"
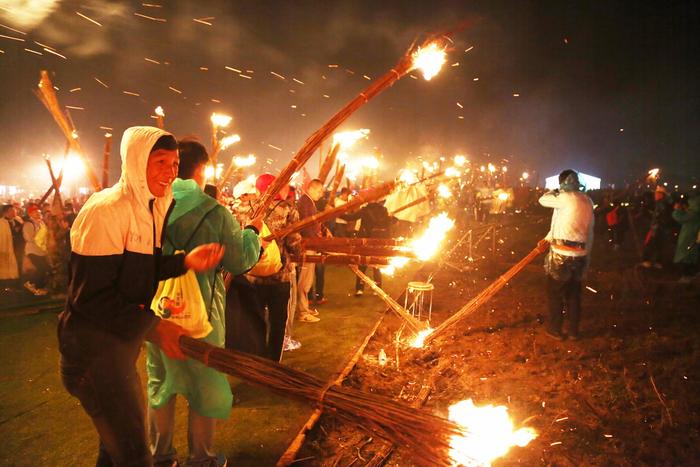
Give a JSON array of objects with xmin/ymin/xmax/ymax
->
[{"xmin": 0, "ymin": 266, "xmax": 407, "ymax": 466}]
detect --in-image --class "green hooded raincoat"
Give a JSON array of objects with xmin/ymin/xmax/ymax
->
[{"xmin": 146, "ymin": 178, "xmax": 260, "ymax": 419}]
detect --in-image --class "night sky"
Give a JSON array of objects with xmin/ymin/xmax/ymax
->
[{"xmin": 1, "ymin": 0, "xmax": 698, "ymax": 191}]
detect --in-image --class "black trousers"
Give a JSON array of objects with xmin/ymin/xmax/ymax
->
[
  {"xmin": 254, "ymin": 282, "xmax": 291, "ymax": 362},
  {"xmin": 547, "ymin": 276, "xmax": 582, "ymax": 336},
  {"xmin": 59, "ymin": 322, "xmax": 151, "ymax": 467},
  {"xmin": 27, "ymin": 253, "xmax": 50, "ymax": 288},
  {"xmin": 642, "ymin": 229, "xmax": 667, "ymax": 263},
  {"xmin": 225, "ymin": 275, "xmax": 268, "ymax": 358},
  {"xmin": 356, "ymin": 265, "xmax": 382, "ymax": 291}
]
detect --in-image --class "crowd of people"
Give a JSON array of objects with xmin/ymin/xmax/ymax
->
[{"xmin": 1, "ymin": 126, "xmax": 699, "ymax": 466}]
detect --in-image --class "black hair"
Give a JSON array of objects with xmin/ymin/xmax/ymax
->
[
  {"xmin": 308, "ymin": 178, "xmax": 323, "ymax": 189},
  {"xmin": 177, "ymin": 139, "xmax": 209, "ymax": 180},
  {"xmin": 150, "ymin": 134, "xmax": 178, "ymax": 153},
  {"xmin": 204, "ymin": 184, "xmax": 219, "ymax": 199},
  {"xmin": 558, "ymin": 169, "xmax": 578, "ymax": 185},
  {"xmin": 1, "ymin": 204, "xmax": 13, "ymax": 216}
]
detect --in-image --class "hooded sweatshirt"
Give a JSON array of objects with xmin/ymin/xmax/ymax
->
[{"xmin": 59, "ymin": 127, "xmax": 187, "ymax": 358}]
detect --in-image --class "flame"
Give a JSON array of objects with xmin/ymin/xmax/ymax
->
[
  {"xmin": 53, "ymin": 153, "xmax": 85, "ymax": 182},
  {"xmin": 521, "ymin": 171, "xmax": 529, "ymax": 180},
  {"xmin": 445, "ymin": 167, "xmax": 461, "ymax": 178},
  {"xmin": 204, "ymin": 163, "xmax": 224, "ymax": 181},
  {"xmin": 362, "ymin": 155, "xmax": 379, "ymax": 170},
  {"xmin": 412, "ymin": 42, "xmax": 447, "ymax": 81},
  {"xmin": 438, "ymin": 184, "xmax": 452, "ymax": 199},
  {"xmin": 409, "ymin": 327, "xmax": 434, "ymax": 348},
  {"xmin": 219, "ymin": 134, "xmax": 241, "ymax": 150},
  {"xmin": 487, "ymin": 163, "xmax": 496, "ymax": 173},
  {"xmin": 233, "ymin": 154, "xmax": 256, "ymax": 167},
  {"xmin": 154, "ymin": 105, "xmax": 165, "ymax": 117},
  {"xmin": 648, "ymin": 168, "xmax": 660, "ymax": 178},
  {"xmin": 104, "ymin": 132, "xmax": 112, "ymax": 138},
  {"xmin": 448, "ymin": 399, "xmax": 537, "ymax": 466},
  {"xmin": 71, "ymin": 129, "xmax": 79, "ymax": 140},
  {"xmin": 398, "ymin": 169, "xmax": 419, "ymax": 184},
  {"xmin": 380, "ymin": 256, "xmax": 410, "ymax": 276},
  {"xmin": 502, "ymin": 166, "xmax": 508, "ymax": 173},
  {"xmin": 454, "ymin": 155, "xmax": 467, "ymax": 167},
  {"xmin": 497, "ymin": 192, "xmax": 509, "ymax": 201},
  {"xmin": 333, "ymin": 129, "xmax": 370, "ymax": 149},
  {"xmin": 410, "ymin": 212, "xmax": 455, "ymax": 261},
  {"xmin": 211, "ymin": 112, "xmax": 232, "ymax": 128}
]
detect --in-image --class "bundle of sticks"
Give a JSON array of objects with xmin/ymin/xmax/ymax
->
[
  {"xmin": 180, "ymin": 336, "xmax": 461, "ymax": 465},
  {"xmin": 289, "ymin": 253, "xmax": 391, "ymax": 265},
  {"xmin": 423, "ymin": 239, "xmax": 549, "ymax": 345},
  {"xmin": 302, "ymin": 237, "xmax": 406, "ymax": 248}
]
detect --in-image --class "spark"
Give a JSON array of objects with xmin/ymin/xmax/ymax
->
[
  {"xmin": 333, "ymin": 129, "xmax": 370, "ymax": 150},
  {"xmin": 154, "ymin": 106, "xmax": 164, "ymax": 117},
  {"xmin": 411, "ymin": 42, "xmax": 447, "ymax": 80},
  {"xmin": 246, "ymin": 69, "xmax": 254, "ymax": 74},
  {"xmin": 345, "ymin": 68, "xmax": 355, "ymax": 75},
  {"xmin": 267, "ymin": 144, "xmax": 282, "ymax": 151},
  {"xmin": 211, "ymin": 113, "xmax": 232, "ymax": 128},
  {"xmin": 448, "ymin": 399, "xmax": 537, "ymax": 466},
  {"xmin": 144, "ymin": 57, "xmax": 160, "ymax": 64},
  {"xmin": 409, "ymin": 328, "xmax": 434, "ymax": 348},
  {"xmin": 473, "ymin": 77, "xmax": 479, "ymax": 81},
  {"xmin": 0, "ymin": 34, "xmax": 24, "ymax": 42},
  {"xmin": 168, "ymin": 86, "xmax": 182, "ymax": 94},
  {"xmin": 134, "ymin": 12, "xmax": 166, "ymax": 22},
  {"xmin": 122, "ymin": 90, "xmax": 140, "ymax": 97},
  {"xmin": 522, "ymin": 171, "xmax": 529, "ymax": 180},
  {"xmin": 513, "ymin": 93, "xmax": 520, "ymax": 97},
  {"xmin": 193, "ymin": 18, "xmax": 212, "ymax": 26},
  {"xmin": 199, "ymin": 67, "xmax": 208, "ymax": 71},
  {"xmin": 225, "ymin": 66, "xmax": 242, "ymax": 73},
  {"xmin": 24, "ymin": 48, "xmax": 42, "ymax": 55},
  {"xmin": 94, "ymin": 77, "xmax": 109, "ymax": 88},
  {"xmin": 438, "ymin": 184, "xmax": 452, "ymax": 199},
  {"xmin": 104, "ymin": 132, "xmax": 112, "ymax": 138},
  {"xmin": 99, "ymin": 126, "xmax": 113, "ymax": 131},
  {"xmin": 65, "ymin": 105, "xmax": 84, "ymax": 110},
  {"xmin": 322, "ymin": 94, "xmax": 330, "ymax": 98},
  {"xmin": 76, "ymin": 11, "xmax": 102, "ymax": 27},
  {"xmin": 456, "ymin": 102, "xmax": 463, "ymax": 108},
  {"xmin": 43, "ymin": 48, "xmax": 66, "ymax": 59},
  {"xmin": 465, "ymin": 46, "xmax": 474, "ymax": 52},
  {"xmin": 233, "ymin": 154, "xmax": 256, "ymax": 167},
  {"xmin": 219, "ymin": 134, "xmax": 241, "ymax": 150},
  {"xmin": 454, "ymin": 155, "xmax": 467, "ymax": 166},
  {"xmin": 34, "ymin": 40, "xmax": 53, "ymax": 49},
  {"xmin": 238, "ymin": 74, "xmax": 252, "ymax": 79},
  {"xmin": 585, "ymin": 286, "xmax": 598, "ymax": 293},
  {"xmin": 270, "ymin": 71, "xmax": 286, "ymax": 80},
  {"xmin": 328, "ymin": 64, "xmax": 338, "ymax": 68},
  {"xmin": 292, "ymin": 78, "xmax": 305, "ymax": 84},
  {"xmin": 363, "ymin": 74, "xmax": 371, "ymax": 80},
  {"xmin": 451, "ymin": 62, "xmax": 460, "ymax": 67},
  {"xmin": 0, "ymin": 23, "xmax": 26, "ymax": 35},
  {"xmin": 142, "ymin": 3, "xmax": 163, "ymax": 7}
]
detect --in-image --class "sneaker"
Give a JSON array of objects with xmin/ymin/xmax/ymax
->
[
  {"xmin": 23, "ymin": 281, "xmax": 45, "ymax": 296},
  {"xmin": 315, "ymin": 297, "xmax": 329, "ymax": 305},
  {"xmin": 640, "ymin": 261, "xmax": 652, "ymax": 268},
  {"xmin": 355, "ymin": 290, "xmax": 364, "ymax": 297},
  {"xmin": 299, "ymin": 312, "xmax": 320, "ymax": 323},
  {"xmin": 545, "ymin": 329, "xmax": 566, "ymax": 341},
  {"xmin": 307, "ymin": 308, "xmax": 319, "ymax": 316},
  {"xmin": 283, "ymin": 338, "xmax": 302, "ymax": 351}
]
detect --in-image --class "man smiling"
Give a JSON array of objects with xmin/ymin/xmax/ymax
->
[{"xmin": 58, "ymin": 127, "xmax": 224, "ymax": 467}]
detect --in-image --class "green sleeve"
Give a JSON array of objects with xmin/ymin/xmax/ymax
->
[
  {"xmin": 672, "ymin": 209, "xmax": 698, "ymax": 224},
  {"xmin": 219, "ymin": 207, "xmax": 261, "ymax": 275}
]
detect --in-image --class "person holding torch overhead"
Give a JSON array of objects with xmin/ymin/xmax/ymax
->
[
  {"xmin": 58, "ymin": 127, "xmax": 225, "ymax": 467},
  {"xmin": 539, "ymin": 169, "xmax": 594, "ymax": 341}
]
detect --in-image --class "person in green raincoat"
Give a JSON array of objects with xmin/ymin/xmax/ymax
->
[
  {"xmin": 672, "ymin": 194, "xmax": 700, "ymax": 283},
  {"xmin": 146, "ymin": 139, "xmax": 262, "ymax": 467}
]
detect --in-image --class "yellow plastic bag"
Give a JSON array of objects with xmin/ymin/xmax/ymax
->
[
  {"xmin": 248, "ymin": 222, "xmax": 282, "ymax": 277},
  {"xmin": 151, "ymin": 250, "xmax": 213, "ymax": 338}
]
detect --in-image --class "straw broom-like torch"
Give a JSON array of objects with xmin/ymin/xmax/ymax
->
[
  {"xmin": 303, "ymin": 237, "xmax": 405, "ymax": 248},
  {"xmin": 154, "ymin": 106, "xmax": 165, "ymax": 129},
  {"xmin": 326, "ymin": 163, "xmax": 346, "ymax": 207},
  {"xmin": 318, "ymin": 143, "xmax": 340, "ymax": 185},
  {"xmin": 250, "ymin": 35, "xmax": 450, "ymax": 220},
  {"xmin": 303, "ymin": 245, "xmax": 416, "ymax": 258},
  {"xmin": 422, "ymin": 239, "xmax": 550, "ymax": 345},
  {"xmin": 35, "ymin": 71, "xmax": 101, "ymax": 191},
  {"xmin": 264, "ymin": 180, "xmax": 396, "ymax": 241},
  {"xmin": 290, "ymin": 253, "xmax": 392, "ymax": 265},
  {"xmin": 179, "ymin": 336, "xmax": 457, "ymax": 465}
]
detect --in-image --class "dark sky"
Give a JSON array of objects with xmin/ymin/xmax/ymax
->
[{"xmin": 1, "ymin": 0, "xmax": 699, "ymax": 191}]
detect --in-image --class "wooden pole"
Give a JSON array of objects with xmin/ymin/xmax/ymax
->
[
  {"xmin": 349, "ymin": 265, "xmax": 426, "ymax": 334},
  {"xmin": 102, "ymin": 133, "xmax": 112, "ymax": 189},
  {"xmin": 303, "ymin": 237, "xmax": 405, "ymax": 248},
  {"xmin": 318, "ymin": 143, "xmax": 340, "ymax": 185},
  {"xmin": 35, "ymin": 71, "xmax": 101, "ymax": 191},
  {"xmin": 304, "ymin": 244, "xmax": 416, "ymax": 258},
  {"xmin": 265, "ymin": 181, "xmax": 395, "ymax": 241},
  {"xmin": 423, "ymin": 240, "xmax": 549, "ymax": 345},
  {"xmin": 390, "ymin": 192, "xmax": 436, "ymax": 216},
  {"xmin": 291, "ymin": 254, "xmax": 391, "ymax": 265},
  {"xmin": 326, "ymin": 163, "xmax": 346, "ymax": 207}
]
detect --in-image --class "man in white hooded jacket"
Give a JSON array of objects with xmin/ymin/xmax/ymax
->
[{"xmin": 58, "ymin": 127, "xmax": 224, "ymax": 467}]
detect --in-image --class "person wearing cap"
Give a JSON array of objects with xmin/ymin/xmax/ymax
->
[
  {"xmin": 58, "ymin": 127, "xmax": 224, "ymax": 467},
  {"xmin": 22, "ymin": 203, "xmax": 49, "ymax": 295},
  {"xmin": 641, "ymin": 186, "xmax": 673, "ymax": 268},
  {"xmin": 147, "ymin": 139, "xmax": 261, "ymax": 467},
  {"xmin": 539, "ymin": 169, "xmax": 594, "ymax": 340}
]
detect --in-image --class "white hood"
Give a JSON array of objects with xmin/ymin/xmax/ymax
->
[{"xmin": 71, "ymin": 126, "xmax": 175, "ymax": 255}]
